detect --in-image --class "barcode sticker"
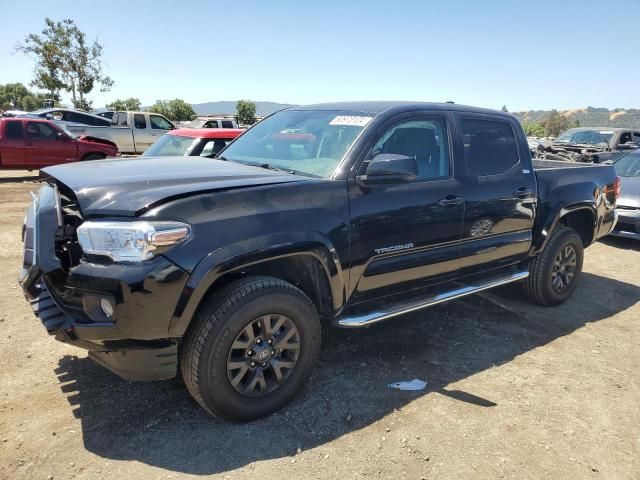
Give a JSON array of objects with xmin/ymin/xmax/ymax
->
[{"xmin": 329, "ymin": 115, "xmax": 372, "ymax": 127}]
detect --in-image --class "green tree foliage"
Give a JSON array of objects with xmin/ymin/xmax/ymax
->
[
  {"xmin": 236, "ymin": 99, "xmax": 257, "ymax": 125},
  {"xmin": 0, "ymin": 82, "xmax": 50, "ymax": 111},
  {"xmin": 106, "ymin": 97, "xmax": 142, "ymax": 111},
  {"xmin": 522, "ymin": 122, "xmax": 546, "ymax": 137},
  {"xmin": 501, "ymin": 105, "xmax": 509, "ymax": 112},
  {"xmin": 16, "ymin": 18, "xmax": 113, "ymax": 109},
  {"xmin": 544, "ymin": 110, "xmax": 570, "ymax": 137},
  {"xmin": 148, "ymin": 99, "xmax": 196, "ymax": 121}
]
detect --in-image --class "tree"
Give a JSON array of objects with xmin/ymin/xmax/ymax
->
[
  {"xmin": 0, "ymin": 82, "xmax": 49, "ymax": 111},
  {"xmin": 16, "ymin": 18, "xmax": 113, "ymax": 109},
  {"xmin": 236, "ymin": 100, "xmax": 257, "ymax": 125},
  {"xmin": 522, "ymin": 122, "xmax": 546, "ymax": 137},
  {"xmin": 148, "ymin": 98, "xmax": 196, "ymax": 121},
  {"xmin": 106, "ymin": 97, "xmax": 141, "ymax": 111},
  {"xmin": 544, "ymin": 110, "xmax": 570, "ymax": 137},
  {"xmin": 501, "ymin": 105, "xmax": 509, "ymax": 113}
]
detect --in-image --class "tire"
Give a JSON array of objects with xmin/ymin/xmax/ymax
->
[
  {"xmin": 523, "ymin": 225, "xmax": 584, "ymax": 306},
  {"xmin": 180, "ymin": 276, "xmax": 321, "ymax": 422},
  {"xmin": 83, "ymin": 153, "xmax": 106, "ymax": 161}
]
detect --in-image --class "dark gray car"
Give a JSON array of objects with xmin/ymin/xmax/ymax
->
[{"xmin": 610, "ymin": 149, "xmax": 640, "ymax": 240}]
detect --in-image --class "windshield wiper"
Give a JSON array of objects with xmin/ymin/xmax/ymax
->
[{"xmin": 244, "ymin": 161, "xmax": 296, "ymax": 175}]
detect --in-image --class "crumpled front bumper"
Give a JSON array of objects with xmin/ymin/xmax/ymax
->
[{"xmin": 19, "ymin": 184, "xmax": 188, "ymax": 380}]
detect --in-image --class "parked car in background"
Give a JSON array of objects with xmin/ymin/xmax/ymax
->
[
  {"xmin": 1, "ymin": 110, "xmax": 28, "ymax": 117},
  {"xmin": 21, "ymin": 101, "xmax": 619, "ymax": 421},
  {"xmin": 142, "ymin": 128, "xmax": 243, "ymax": 158},
  {"xmin": 93, "ymin": 110, "xmax": 115, "ymax": 120},
  {"xmin": 0, "ymin": 117, "xmax": 118, "ymax": 169},
  {"xmin": 533, "ymin": 127, "xmax": 640, "ymax": 163},
  {"xmin": 63, "ymin": 111, "xmax": 175, "ymax": 154},
  {"xmin": 188, "ymin": 117, "xmax": 239, "ymax": 129},
  {"xmin": 609, "ymin": 149, "xmax": 640, "ymax": 240},
  {"xmin": 28, "ymin": 108, "xmax": 112, "ymax": 127}
]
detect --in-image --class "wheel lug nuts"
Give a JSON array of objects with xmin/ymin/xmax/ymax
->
[
  {"xmin": 256, "ymin": 338, "xmax": 262, "ymax": 344},
  {"xmin": 247, "ymin": 350, "xmax": 253, "ymax": 356},
  {"xmin": 267, "ymin": 339, "xmax": 272, "ymax": 345},
  {"xmin": 250, "ymin": 361, "xmax": 256, "ymax": 367}
]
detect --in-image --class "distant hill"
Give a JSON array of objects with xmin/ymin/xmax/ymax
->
[
  {"xmin": 190, "ymin": 101, "xmax": 295, "ymax": 116},
  {"xmin": 511, "ymin": 107, "xmax": 640, "ymax": 128}
]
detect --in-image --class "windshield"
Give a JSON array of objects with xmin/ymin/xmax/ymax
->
[
  {"xmin": 52, "ymin": 121, "xmax": 78, "ymax": 139},
  {"xmin": 614, "ymin": 150, "xmax": 640, "ymax": 177},
  {"xmin": 220, "ymin": 110, "xmax": 373, "ymax": 177},
  {"xmin": 555, "ymin": 129, "xmax": 613, "ymax": 146},
  {"xmin": 143, "ymin": 134, "xmax": 199, "ymax": 157}
]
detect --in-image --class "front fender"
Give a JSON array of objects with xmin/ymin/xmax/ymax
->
[{"xmin": 167, "ymin": 231, "xmax": 346, "ymax": 336}]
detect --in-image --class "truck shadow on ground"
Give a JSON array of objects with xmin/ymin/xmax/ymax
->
[{"xmin": 54, "ymin": 272, "xmax": 640, "ymax": 475}]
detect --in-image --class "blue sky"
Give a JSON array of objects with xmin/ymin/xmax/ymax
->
[{"xmin": 1, "ymin": 0, "xmax": 638, "ymax": 111}]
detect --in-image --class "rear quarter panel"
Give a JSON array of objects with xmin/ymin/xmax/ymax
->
[{"xmin": 532, "ymin": 160, "xmax": 617, "ymax": 252}]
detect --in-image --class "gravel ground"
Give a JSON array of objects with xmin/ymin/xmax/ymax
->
[{"xmin": 0, "ymin": 171, "xmax": 638, "ymax": 480}]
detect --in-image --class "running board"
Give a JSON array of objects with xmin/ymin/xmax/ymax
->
[{"xmin": 335, "ymin": 270, "xmax": 529, "ymax": 328}]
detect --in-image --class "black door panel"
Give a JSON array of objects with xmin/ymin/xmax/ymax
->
[
  {"xmin": 347, "ymin": 113, "xmax": 465, "ymax": 303},
  {"xmin": 456, "ymin": 115, "xmax": 537, "ymax": 272}
]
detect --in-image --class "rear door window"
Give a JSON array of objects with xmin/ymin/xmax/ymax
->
[
  {"xmin": 460, "ymin": 119, "xmax": 519, "ymax": 176},
  {"xmin": 5, "ymin": 121, "xmax": 23, "ymax": 139},
  {"xmin": 150, "ymin": 115, "xmax": 173, "ymax": 130},
  {"xmin": 204, "ymin": 120, "xmax": 218, "ymax": 128},
  {"xmin": 221, "ymin": 120, "xmax": 234, "ymax": 128},
  {"xmin": 134, "ymin": 114, "xmax": 146, "ymax": 129}
]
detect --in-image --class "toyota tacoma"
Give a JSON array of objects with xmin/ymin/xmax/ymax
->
[{"xmin": 20, "ymin": 102, "xmax": 620, "ymax": 421}]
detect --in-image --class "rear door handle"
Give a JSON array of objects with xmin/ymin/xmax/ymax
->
[
  {"xmin": 438, "ymin": 195, "xmax": 464, "ymax": 207},
  {"xmin": 514, "ymin": 187, "xmax": 533, "ymax": 198}
]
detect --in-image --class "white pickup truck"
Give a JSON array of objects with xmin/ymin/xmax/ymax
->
[{"xmin": 63, "ymin": 111, "xmax": 175, "ymax": 154}]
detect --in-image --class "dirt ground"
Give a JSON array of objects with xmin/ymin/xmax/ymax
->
[{"xmin": 0, "ymin": 170, "xmax": 638, "ymax": 480}]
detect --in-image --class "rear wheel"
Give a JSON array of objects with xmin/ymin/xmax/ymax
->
[
  {"xmin": 180, "ymin": 276, "xmax": 321, "ymax": 422},
  {"xmin": 523, "ymin": 225, "xmax": 584, "ymax": 306}
]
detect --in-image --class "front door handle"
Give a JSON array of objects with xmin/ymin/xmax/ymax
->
[
  {"xmin": 514, "ymin": 187, "xmax": 533, "ymax": 198},
  {"xmin": 438, "ymin": 195, "xmax": 464, "ymax": 207}
]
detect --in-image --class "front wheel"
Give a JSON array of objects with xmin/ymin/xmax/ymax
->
[
  {"xmin": 180, "ymin": 276, "xmax": 321, "ymax": 422},
  {"xmin": 523, "ymin": 225, "xmax": 584, "ymax": 306}
]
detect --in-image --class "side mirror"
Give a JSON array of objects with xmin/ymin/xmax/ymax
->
[
  {"xmin": 356, "ymin": 154, "xmax": 418, "ymax": 186},
  {"xmin": 619, "ymin": 142, "xmax": 639, "ymax": 150}
]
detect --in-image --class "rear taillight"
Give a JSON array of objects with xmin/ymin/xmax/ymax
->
[{"xmin": 614, "ymin": 176, "xmax": 621, "ymax": 199}]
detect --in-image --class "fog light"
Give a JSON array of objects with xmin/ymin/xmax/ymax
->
[{"xmin": 100, "ymin": 298, "xmax": 115, "ymax": 318}]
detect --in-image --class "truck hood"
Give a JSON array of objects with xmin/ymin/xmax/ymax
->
[
  {"xmin": 76, "ymin": 135, "xmax": 118, "ymax": 150},
  {"xmin": 618, "ymin": 176, "xmax": 640, "ymax": 209},
  {"xmin": 42, "ymin": 156, "xmax": 306, "ymax": 217}
]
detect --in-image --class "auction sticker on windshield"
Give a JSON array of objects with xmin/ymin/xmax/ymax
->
[
  {"xmin": 329, "ymin": 115, "xmax": 373, "ymax": 127},
  {"xmin": 600, "ymin": 131, "xmax": 614, "ymax": 134}
]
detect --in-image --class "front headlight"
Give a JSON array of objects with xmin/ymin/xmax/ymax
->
[{"xmin": 76, "ymin": 221, "xmax": 191, "ymax": 262}]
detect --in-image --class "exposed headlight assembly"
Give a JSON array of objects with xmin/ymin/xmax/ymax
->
[{"xmin": 76, "ymin": 221, "xmax": 190, "ymax": 262}]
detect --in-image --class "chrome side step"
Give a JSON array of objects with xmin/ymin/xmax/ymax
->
[{"xmin": 335, "ymin": 270, "xmax": 529, "ymax": 328}]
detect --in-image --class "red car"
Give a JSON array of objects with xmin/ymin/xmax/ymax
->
[
  {"xmin": 142, "ymin": 128, "xmax": 243, "ymax": 158},
  {"xmin": 0, "ymin": 117, "xmax": 118, "ymax": 169}
]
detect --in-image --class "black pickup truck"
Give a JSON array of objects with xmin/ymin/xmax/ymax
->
[{"xmin": 20, "ymin": 102, "xmax": 619, "ymax": 421}]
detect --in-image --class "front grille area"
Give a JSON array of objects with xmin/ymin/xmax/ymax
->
[{"xmin": 54, "ymin": 183, "xmax": 84, "ymax": 271}]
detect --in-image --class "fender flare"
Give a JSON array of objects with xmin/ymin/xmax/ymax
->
[
  {"xmin": 167, "ymin": 231, "xmax": 346, "ymax": 336},
  {"xmin": 530, "ymin": 201, "xmax": 597, "ymax": 255}
]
